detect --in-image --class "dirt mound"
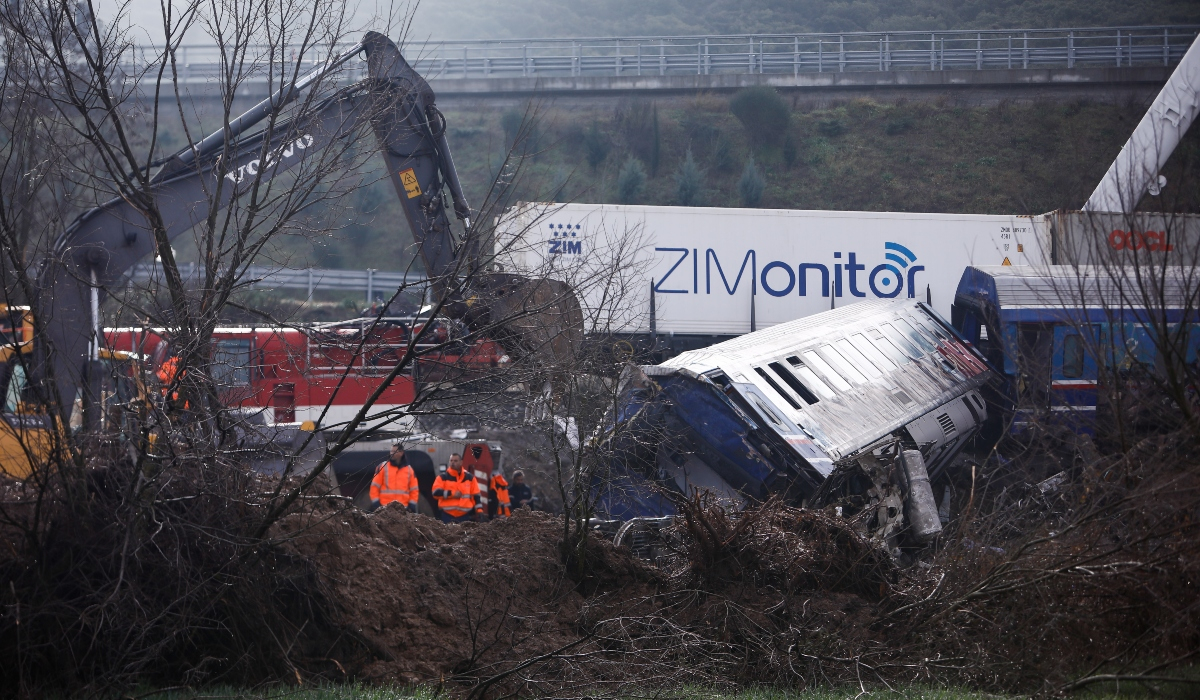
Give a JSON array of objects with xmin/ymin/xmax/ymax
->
[
  {"xmin": 276, "ymin": 506, "xmax": 657, "ymax": 685},
  {"xmin": 673, "ymin": 495, "xmax": 895, "ymax": 598},
  {"xmin": 276, "ymin": 494, "xmax": 896, "ymax": 693}
]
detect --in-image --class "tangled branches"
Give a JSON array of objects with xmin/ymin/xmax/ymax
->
[
  {"xmin": 0, "ymin": 438, "xmax": 361, "ymax": 696},
  {"xmin": 572, "ymin": 435, "xmax": 1200, "ymax": 695}
]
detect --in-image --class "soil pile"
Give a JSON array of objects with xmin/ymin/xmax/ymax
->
[
  {"xmin": 276, "ymin": 506, "xmax": 656, "ymax": 685},
  {"xmin": 277, "ymin": 495, "xmax": 898, "ymax": 693}
]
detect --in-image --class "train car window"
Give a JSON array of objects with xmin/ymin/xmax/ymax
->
[
  {"xmin": 1062, "ymin": 333, "xmax": 1084, "ymax": 378},
  {"xmin": 893, "ymin": 318, "xmax": 936, "ymax": 353},
  {"xmin": 1096, "ymin": 325, "xmax": 1113, "ymax": 369},
  {"xmin": 867, "ymin": 329, "xmax": 911, "ymax": 366},
  {"xmin": 914, "ymin": 311, "xmax": 950, "ymax": 339},
  {"xmin": 834, "ymin": 338, "xmax": 883, "ymax": 379},
  {"xmin": 880, "ymin": 323, "xmax": 923, "ymax": 359},
  {"xmin": 800, "ymin": 351, "xmax": 851, "ymax": 392},
  {"xmin": 817, "ymin": 345, "xmax": 868, "ymax": 385},
  {"xmin": 212, "ymin": 339, "xmax": 253, "ymax": 387},
  {"xmin": 4, "ymin": 362, "xmax": 26, "ymax": 412},
  {"xmin": 748, "ymin": 392, "xmax": 787, "ymax": 431},
  {"xmin": 0, "ymin": 314, "xmax": 17, "ymax": 346},
  {"xmin": 786, "ymin": 357, "xmax": 836, "ymax": 399},
  {"xmin": 704, "ymin": 370, "xmax": 732, "ymax": 388},
  {"xmin": 769, "ymin": 362, "xmax": 820, "ymax": 405},
  {"xmin": 912, "ymin": 315, "xmax": 951, "ymax": 348},
  {"xmin": 753, "ymin": 367, "xmax": 802, "ymax": 410},
  {"xmin": 850, "ymin": 333, "xmax": 898, "ymax": 371},
  {"xmin": 1115, "ymin": 325, "xmax": 1155, "ymax": 370}
]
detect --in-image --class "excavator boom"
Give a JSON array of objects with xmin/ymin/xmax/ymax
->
[{"xmin": 33, "ymin": 31, "xmax": 580, "ymax": 424}]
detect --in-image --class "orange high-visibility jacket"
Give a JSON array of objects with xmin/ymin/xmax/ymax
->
[
  {"xmin": 462, "ymin": 444, "xmax": 495, "ymax": 509},
  {"xmin": 156, "ymin": 356, "xmax": 188, "ymax": 407},
  {"xmin": 370, "ymin": 462, "xmax": 418, "ymax": 508},
  {"xmin": 490, "ymin": 473, "xmax": 511, "ymax": 517},
  {"xmin": 432, "ymin": 465, "xmax": 481, "ymax": 517}
]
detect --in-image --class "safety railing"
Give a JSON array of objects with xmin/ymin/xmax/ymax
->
[
  {"xmin": 122, "ymin": 26, "xmax": 1198, "ymax": 86},
  {"xmin": 127, "ymin": 263, "xmax": 426, "ymax": 300}
]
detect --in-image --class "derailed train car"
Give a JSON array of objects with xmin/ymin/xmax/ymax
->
[
  {"xmin": 598, "ymin": 299, "xmax": 994, "ymax": 544},
  {"xmin": 953, "ymin": 265, "xmax": 1200, "ymax": 437}
]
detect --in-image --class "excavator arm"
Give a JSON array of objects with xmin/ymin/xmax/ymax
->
[{"xmin": 35, "ymin": 31, "xmax": 580, "ymax": 422}]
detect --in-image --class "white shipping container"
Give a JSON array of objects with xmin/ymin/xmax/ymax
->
[{"xmin": 494, "ymin": 203, "xmax": 1051, "ymax": 336}]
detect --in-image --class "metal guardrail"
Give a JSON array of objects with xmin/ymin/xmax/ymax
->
[
  {"xmin": 127, "ymin": 263, "xmax": 426, "ymax": 300},
  {"xmin": 123, "ymin": 26, "xmax": 1198, "ymax": 86}
]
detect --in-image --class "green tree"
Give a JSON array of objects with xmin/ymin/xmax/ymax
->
[
  {"xmin": 739, "ymin": 156, "xmax": 765, "ymax": 207},
  {"xmin": 675, "ymin": 148, "xmax": 705, "ymax": 206},
  {"xmin": 583, "ymin": 121, "xmax": 610, "ymax": 171},
  {"xmin": 649, "ymin": 103, "xmax": 661, "ymax": 177},
  {"xmin": 711, "ymin": 131, "xmax": 736, "ymax": 173},
  {"xmin": 501, "ymin": 109, "xmax": 524, "ymax": 149},
  {"xmin": 617, "ymin": 156, "xmax": 647, "ymax": 204},
  {"xmin": 782, "ymin": 132, "xmax": 798, "ymax": 168},
  {"xmin": 730, "ymin": 86, "xmax": 790, "ymax": 147}
]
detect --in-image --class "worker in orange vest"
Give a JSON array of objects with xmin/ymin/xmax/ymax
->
[
  {"xmin": 369, "ymin": 443, "xmax": 419, "ymax": 513},
  {"xmin": 156, "ymin": 355, "xmax": 188, "ymax": 409},
  {"xmin": 490, "ymin": 470, "xmax": 511, "ymax": 518},
  {"xmin": 432, "ymin": 452, "xmax": 481, "ymax": 523}
]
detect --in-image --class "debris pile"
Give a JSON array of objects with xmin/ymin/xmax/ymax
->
[
  {"xmin": 275, "ymin": 505, "xmax": 656, "ymax": 685},
  {"xmin": 591, "ymin": 495, "xmax": 901, "ymax": 689},
  {"xmin": 279, "ymin": 495, "xmax": 904, "ymax": 693},
  {"xmin": 673, "ymin": 493, "xmax": 895, "ymax": 597}
]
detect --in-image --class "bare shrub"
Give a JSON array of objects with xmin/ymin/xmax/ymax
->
[{"xmin": 730, "ymin": 86, "xmax": 790, "ymax": 147}]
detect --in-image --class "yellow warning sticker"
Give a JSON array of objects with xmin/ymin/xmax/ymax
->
[
  {"xmin": 1001, "ymin": 257, "xmax": 1012, "ymax": 266},
  {"xmin": 399, "ymin": 168, "xmax": 421, "ymax": 198}
]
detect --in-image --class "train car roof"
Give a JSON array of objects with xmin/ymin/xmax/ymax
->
[
  {"xmin": 659, "ymin": 299, "xmax": 991, "ymax": 461},
  {"xmin": 957, "ymin": 266, "xmax": 1200, "ymax": 316}
]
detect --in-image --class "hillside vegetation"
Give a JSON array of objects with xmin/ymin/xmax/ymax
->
[
  {"xmin": 281, "ymin": 93, "xmax": 1200, "ymax": 274},
  {"xmin": 407, "ymin": 0, "xmax": 1200, "ymax": 41}
]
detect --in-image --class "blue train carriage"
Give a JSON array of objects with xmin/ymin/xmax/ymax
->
[
  {"xmin": 951, "ymin": 265, "xmax": 1200, "ymax": 437},
  {"xmin": 598, "ymin": 298, "xmax": 995, "ymax": 528}
]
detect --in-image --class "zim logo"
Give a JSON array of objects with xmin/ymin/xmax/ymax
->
[{"xmin": 546, "ymin": 222, "xmax": 583, "ymax": 255}]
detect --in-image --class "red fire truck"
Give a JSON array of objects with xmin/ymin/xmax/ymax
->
[{"xmin": 105, "ymin": 316, "xmax": 509, "ymax": 432}]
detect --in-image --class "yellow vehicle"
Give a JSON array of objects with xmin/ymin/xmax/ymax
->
[
  {"xmin": 1, "ymin": 304, "xmax": 148, "ymax": 479},
  {"xmin": 0, "ymin": 305, "xmax": 48, "ymax": 479}
]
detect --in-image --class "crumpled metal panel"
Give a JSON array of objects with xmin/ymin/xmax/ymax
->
[{"xmin": 661, "ymin": 300, "xmax": 992, "ymax": 461}]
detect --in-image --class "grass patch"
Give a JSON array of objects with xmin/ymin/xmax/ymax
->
[
  {"xmin": 135, "ymin": 684, "xmax": 434, "ymax": 699},
  {"xmin": 125, "ymin": 668, "xmax": 1200, "ymax": 699},
  {"xmin": 433, "ymin": 95, "xmax": 1200, "ymax": 219},
  {"xmin": 132, "ymin": 685, "xmax": 1022, "ymax": 699}
]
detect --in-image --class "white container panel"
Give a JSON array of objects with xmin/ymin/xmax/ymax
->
[{"xmin": 495, "ymin": 203, "xmax": 1051, "ymax": 335}]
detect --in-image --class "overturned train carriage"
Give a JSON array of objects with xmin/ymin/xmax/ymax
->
[{"xmin": 598, "ymin": 299, "xmax": 995, "ymax": 529}]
